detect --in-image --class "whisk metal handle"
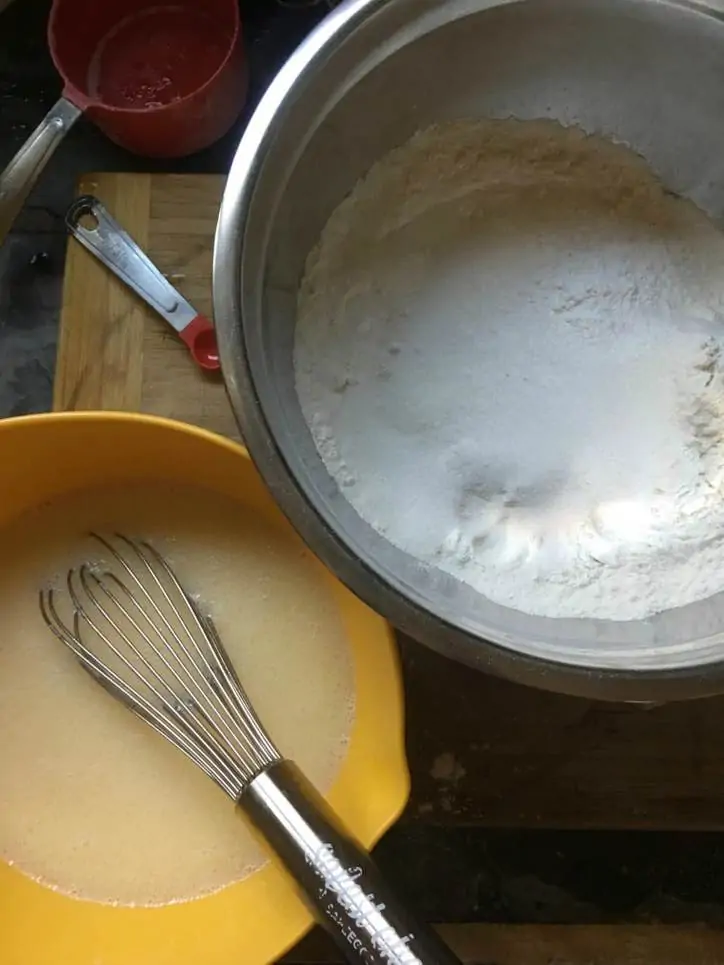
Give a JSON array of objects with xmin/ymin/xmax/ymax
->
[{"xmin": 240, "ymin": 761, "xmax": 462, "ymax": 965}]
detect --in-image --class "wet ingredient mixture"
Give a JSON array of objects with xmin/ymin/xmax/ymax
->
[
  {"xmin": 0, "ymin": 483, "xmax": 354, "ymax": 905},
  {"xmin": 295, "ymin": 118, "xmax": 724, "ymax": 621}
]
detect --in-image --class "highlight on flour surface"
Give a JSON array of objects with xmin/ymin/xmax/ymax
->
[{"xmin": 294, "ymin": 116, "xmax": 724, "ymax": 623}]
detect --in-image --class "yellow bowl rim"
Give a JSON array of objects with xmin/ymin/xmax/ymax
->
[{"xmin": 0, "ymin": 410, "xmax": 410, "ymax": 965}]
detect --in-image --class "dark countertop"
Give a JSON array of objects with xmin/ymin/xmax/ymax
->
[{"xmin": 2, "ymin": 0, "xmax": 724, "ymax": 933}]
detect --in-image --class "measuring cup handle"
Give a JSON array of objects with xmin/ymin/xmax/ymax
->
[{"xmin": 0, "ymin": 96, "xmax": 82, "ymax": 247}]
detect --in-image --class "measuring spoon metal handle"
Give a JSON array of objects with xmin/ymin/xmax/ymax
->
[
  {"xmin": 66, "ymin": 194, "xmax": 199, "ymax": 331},
  {"xmin": 66, "ymin": 195, "xmax": 220, "ymax": 371}
]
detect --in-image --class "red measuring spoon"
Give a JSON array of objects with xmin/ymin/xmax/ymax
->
[
  {"xmin": 0, "ymin": 0, "xmax": 246, "ymax": 244},
  {"xmin": 66, "ymin": 195, "xmax": 219, "ymax": 372}
]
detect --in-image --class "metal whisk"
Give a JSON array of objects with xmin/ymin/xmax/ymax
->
[{"xmin": 39, "ymin": 534, "xmax": 461, "ymax": 965}]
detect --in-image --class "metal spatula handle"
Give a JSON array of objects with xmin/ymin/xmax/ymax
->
[{"xmin": 242, "ymin": 761, "xmax": 462, "ymax": 965}]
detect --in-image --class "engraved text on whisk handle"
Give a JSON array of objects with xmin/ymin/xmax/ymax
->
[
  {"xmin": 304, "ymin": 843, "xmax": 416, "ymax": 964},
  {"xmin": 240, "ymin": 761, "xmax": 462, "ymax": 965}
]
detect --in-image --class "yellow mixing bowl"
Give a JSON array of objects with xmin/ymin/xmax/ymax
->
[{"xmin": 0, "ymin": 412, "xmax": 409, "ymax": 965}]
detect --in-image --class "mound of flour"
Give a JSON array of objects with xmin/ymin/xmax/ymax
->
[{"xmin": 294, "ymin": 118, "xmax": 724, "ymax": 621}]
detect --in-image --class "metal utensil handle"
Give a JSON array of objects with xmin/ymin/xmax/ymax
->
[
  {"xmin": 0, "ymin": 97, "xmax": 81, "ymax": 246},
  {"xmin": 241, "ymin": 761, "xmax": 462, "ymax": 965},
  {"xmin": 65, "ymin": 195, "xmax": 198, "ymax": 333}
]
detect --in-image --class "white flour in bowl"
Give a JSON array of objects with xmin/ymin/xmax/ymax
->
[{"xmin": 294, "ymin": 118, "xmax": 724, "ymax": 621}]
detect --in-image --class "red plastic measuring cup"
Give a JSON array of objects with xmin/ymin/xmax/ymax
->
[{"xmin": 0, "ymin": 0, "xmax": 246, "ymax": 243}]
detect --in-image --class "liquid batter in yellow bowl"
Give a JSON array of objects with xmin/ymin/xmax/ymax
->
[{"xmin": 0, "ymin": 412, "xmax": 408, "ymax": 965}]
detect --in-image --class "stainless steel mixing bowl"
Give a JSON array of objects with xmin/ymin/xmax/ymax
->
[{"xmin": 214, "ymin": 0, "xmax": 724, "ymax": 702}]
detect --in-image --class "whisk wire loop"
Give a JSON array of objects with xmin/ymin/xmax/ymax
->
[
  {"xmin": 38, "ymin": 533, "xmax": 463, "ymax": 964},
  {"xmin": 115, "ymin": 535, "xmax": 278, "ymax": 765},
  {"xmin": 44, "ymin": 586, "xmax": 237, "ymax": 792},
  {"xmin": 39, "ymin": 533, "xmax": 280, "ymax": 799}
]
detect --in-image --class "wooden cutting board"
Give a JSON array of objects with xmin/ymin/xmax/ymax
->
[{"xmin": 53, "ymin": 172, "xmax": 724, "ymax": 961}]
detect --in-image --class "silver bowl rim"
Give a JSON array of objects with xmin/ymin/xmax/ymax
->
[{"xmin": 213, "ymin": 0, "xmax": 724, "ymax": 702}]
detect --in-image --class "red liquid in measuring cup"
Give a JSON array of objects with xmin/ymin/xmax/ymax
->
[{"xmin": 88, "ymin": 7, "xmax": 228, "ymax": 109}]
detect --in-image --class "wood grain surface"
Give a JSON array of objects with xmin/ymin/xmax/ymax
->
[{"xmin": 53, "ymin": 171, "xmax": 724, "ymax": 963}]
